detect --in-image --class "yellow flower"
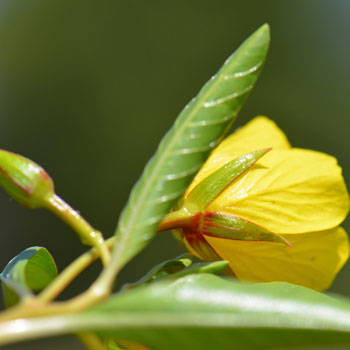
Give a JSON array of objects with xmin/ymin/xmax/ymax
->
[{"xmin": 159, "ymin": 116, "xmax": 349, "ymax": 291}]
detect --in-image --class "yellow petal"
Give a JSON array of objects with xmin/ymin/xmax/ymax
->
[
  {"xmin": 204, "ymin": 226, "xmax": 349, "ymax": 291},
  {"xmin": 218, "ymin": 116, "xmax": 291, "ymax": 153},
  {"xmin": 209, "ymin": 148, "xmax": 349, "ymax": 233},
  {"xmin": 186, "ymin": 116, "xmax": 290, "ymax": 195}
]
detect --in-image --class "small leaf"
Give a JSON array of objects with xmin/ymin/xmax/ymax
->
[
  {"xmin": 106, "ymin": 339, "xmax": 124, "ymax": 350},
  {"xmin": 169, "ymin": 261, "xmax": 229, "ymax": 279},
  {"xmin": 124, "ymin": 257, "xmax": 228, "ymax": 290},
  {"xmin": 107, "ymin": 24, "xmax": 270, "ymax": 274},
  {"xmin": 106, "ymin": 338, "xmax": 148, "ymax": 350},
  {"xmin": 122, "ymin": 254, "xmax": 193, "ymax": 290},
  {"xmin": 0, "ymin": 246, "xmax": 57, "ymax": 308}
]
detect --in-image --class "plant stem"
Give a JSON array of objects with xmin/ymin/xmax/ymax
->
[
  {"xmin": 38, "ymin": 237, "xmax": 115, "ymax": 303},
  {"xmin": 157, "ymin": 208, "xmax": 193, "ymax": 232},
  {"xmin": 0, "ymin": 282, "xmax": 108, "ymax": 323},
  {"xmin": 45, "ymin": 194, "xmax": 111, "ymax": 266},
  {"xmin": 0, "ymin": 240, "xmax": 116, "ymax": 323}
]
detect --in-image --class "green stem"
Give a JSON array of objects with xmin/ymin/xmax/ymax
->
[
  {"xmin": 86, "ymin": 208, "xmax": 195, "ymax": 299},
  {"xmin": 45, "ymin": 194, "xmax": 111, "ymax": 266},
  {"xmin": 38, "ymin": 237, "xmax": 115, "ymax": 303},
  {"xmin": 157, "ymin": 208, "xmax": 194, "ymax": 232}
]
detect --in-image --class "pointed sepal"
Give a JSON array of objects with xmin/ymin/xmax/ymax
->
[
  {"xmin": 185, "ymin": 149, "xmax": 271, "ymax": 212},
  {"xmin": 184, "ymin": 233, "xmax": 234, "ymax": 276},
  {"xmin": 203, "ymin": 211, "xmax": 291, "ymax": 246}
]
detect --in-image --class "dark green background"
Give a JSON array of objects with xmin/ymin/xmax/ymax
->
[{"xmin": 0, "ymin": 1, "xmax": 349, "ymax": 348}]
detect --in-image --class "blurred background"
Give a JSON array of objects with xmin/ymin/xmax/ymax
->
[{"xmin": 0, "ymin": 0, "xmax": 349, "ymax": 348}]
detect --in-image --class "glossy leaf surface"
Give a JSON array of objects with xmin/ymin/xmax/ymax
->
[
  {"xmin": 123, "ymin": 256, "xmax": 228, "ymax": 290},
  {"xmin": 109, "ymin": 24, "xmax": 270, "ymax": 272},
  {"xmin": 0, "ymin": 246, "xmax": 57, "ymax": 307},
  {"xmin": 1, "ymin": 274, "xmax": 350, "ymax": 349},
  {"xmin": 122, "ymin": 255, "xmax": 193, "ymax": 290}
]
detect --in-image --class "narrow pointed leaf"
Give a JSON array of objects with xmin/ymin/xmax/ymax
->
[
  {"xmin": 122, "ymin": 255, "xmax": 193, "ymax": 290},
  {"xmin": 185, "ymin": 148, "xmax": 270, "ymax": 211},
  {"xmin": 0, "ymin": 246, "xmax": 57, "ymax": 308},
  {"xmin": 203, "ymin": 211, "xmax": 291, "ymax": 246},
  {"xmin": 108, "ymin": 25, "xmax": 270, "ymax": 273},
  {"xmin": 106, "ymin": 339, "xmax": 124, "ymax": 350},
  {"xmin": 2, "ymin": 275, "xmax": 350, "ymax": 349},
  {"xmin": 169, "ymin": 260, "xmax": 229, "ymax": 279}
]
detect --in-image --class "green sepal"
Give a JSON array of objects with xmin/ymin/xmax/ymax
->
[
  {"xmin": 0, "ymin": 149, "xmax": 54, "ymax": 209},
  {"xmin": 203, "ymin": 211, "xmax": 291, "ymax": 246},
  {"xmin": 0, "ymin": 246, "xmax": 57, "ymax": 308},
  {"xmin": 185, "ymin": 234, "xmax": 234, "ymax": 276},
  {"xmin": 184, "ymin": 149, "xmax": 270, "ymax": 212}
]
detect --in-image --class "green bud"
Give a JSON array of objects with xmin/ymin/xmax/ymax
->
[{"xmin": 0, "ymin": 149, "xmax": 54, "ymax": 209}]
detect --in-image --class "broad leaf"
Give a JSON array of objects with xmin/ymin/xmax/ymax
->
[
  {"xmin": 108, "ymin": 24, "xmax": 270, "ymax": 274},
  {"xmin": 0, "ymin": 246, "xmax": 57, "ymax": 308},
  {"xmin": 1, "ymin": 274, "xmax": 350, "ymax": 349}
]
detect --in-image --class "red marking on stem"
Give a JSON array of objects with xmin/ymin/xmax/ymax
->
[{"xmin": 39, "ymin": 169, "xmax": 52, "ymax": 182}]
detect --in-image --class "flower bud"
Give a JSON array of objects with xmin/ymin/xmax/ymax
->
[
  {"xmin": 159, "ymin": 116, "xmax": 350, "ymax": 291},
  {"xmin": 0, "ymin": 149, "xmax": 54, "ymax": 209},
  {"xmin": 157, "ymin": 149, "xmax": 285, "ymax": 245},
  {"xmin": 0, "ymin": 149, "xmax": 110, "ymax": 264}
]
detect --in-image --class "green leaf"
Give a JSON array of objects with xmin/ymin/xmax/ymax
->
[
  {"xmin": 106, "ymin": 339, "xmax": 124, "ymax": 350},
  {"xmin": 168, "ymin": 260, "xmax": 229, "ymax": 279},
  {"xmin": 0, "ymin": 246, "xmax": 57, "ymax": 308},
  {"xmin": 2, "ymin": 274, "xmax": 350, "ymax": 349},
  {"xmin": 124, "ymin": 257, "xmax": 228, "ymax": 290},
  {"xmin": 122, "ymin": 254, "xmax": 193, "ymax": 290},
  {"xmin": 109, "ymin": 24, "xmax": 270, "ymax": 272}
]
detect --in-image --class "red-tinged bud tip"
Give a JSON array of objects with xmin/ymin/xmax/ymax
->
[{"xmin": 0, "ymin": 149, "xmax": 54, "ymax": 209}]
